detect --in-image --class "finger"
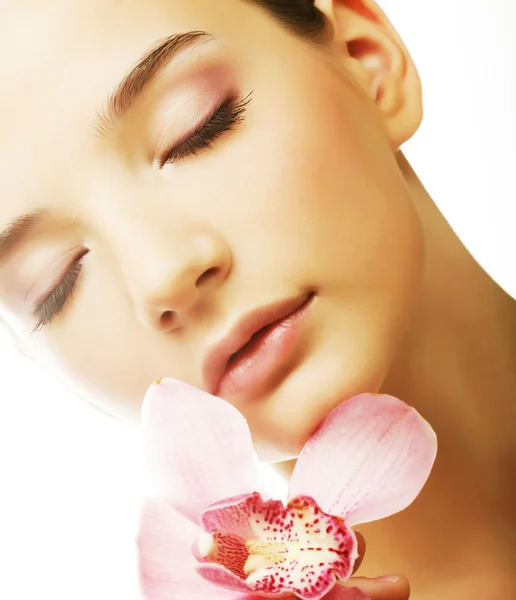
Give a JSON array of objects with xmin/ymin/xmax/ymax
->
[{"xmin": 340, "ymin": 575, "xmax": 411, "ymax": 600}]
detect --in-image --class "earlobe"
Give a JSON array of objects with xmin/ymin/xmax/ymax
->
[{"xmin": 314, "ymin": 0, "xmax": 423, "ymax": 149}]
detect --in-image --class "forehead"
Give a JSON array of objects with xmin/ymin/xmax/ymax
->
[
  {"xmin": 0, "ymin": 0, "xmax": 250, "ymax": 218},
  {"xmin": 0, "ymin": 0, "xmax": 247, "ymax": 116}
]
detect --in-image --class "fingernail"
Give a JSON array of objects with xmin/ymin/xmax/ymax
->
[{"xmin": 374, "ymin": 575, "xmax": 400, "ymax": 583}]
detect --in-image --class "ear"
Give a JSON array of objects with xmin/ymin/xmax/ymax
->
[{"xmin": 314, "ymin": 0, "xmax": 423, "ymax": 149}]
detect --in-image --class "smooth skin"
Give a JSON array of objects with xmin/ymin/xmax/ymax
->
[{"xmin": 0, "ymin": 1, "xmax": 514, "ymax": 598}]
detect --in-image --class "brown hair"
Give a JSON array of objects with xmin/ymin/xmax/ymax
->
[{"xmin": 248, "ymin": 0, "xmax": 328, "ymax": 38}]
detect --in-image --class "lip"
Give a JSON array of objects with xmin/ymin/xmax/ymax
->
[{"xmin": 203, "ymin": 291, "xmax": 315, "ymax": 397}]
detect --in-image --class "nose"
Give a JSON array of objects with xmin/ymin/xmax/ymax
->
[{"xmin": 121, "ymin": 224, "xmax": 232, "ymax": 332}]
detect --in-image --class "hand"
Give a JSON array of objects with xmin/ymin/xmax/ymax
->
[
  {"xmin": 339, "ymin": 531, "xmax": 411, "ymax": 600},
  {"xmin": 341, "ymin": 574, "xmax": 410, "ymax": 600}
]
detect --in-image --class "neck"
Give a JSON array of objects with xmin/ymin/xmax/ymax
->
[
  {"xmin": 368, "ymin": 151, "xmax": 516, "ymax": 597},
  {"xmin": 275, "ymin": 151, "xmax": 516, "ymax": 598},
  {"xmin": 384, "ymin": 151, "xmax": 516, "ymax": 473}
]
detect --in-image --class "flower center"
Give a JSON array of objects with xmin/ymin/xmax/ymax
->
[{"xmin": 197, "ymin": 493, "xmax": 358, "ymax": 600}]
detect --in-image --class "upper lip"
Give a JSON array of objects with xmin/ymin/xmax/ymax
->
[{"xmin": 203, "ymin": 292, "xmax": 313, "ymax": 396}]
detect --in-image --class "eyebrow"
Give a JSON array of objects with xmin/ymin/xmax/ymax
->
[
  {"xmin": 95, "ymin": 30, "xmax": 213, "ymax": 139},
  {"xmin": 0, "ymin": 32, "xmax": 214, "ymax": 267},
  {"xmin": 0, "ymin": 209, "xmax": 49, "ymax": 266}
]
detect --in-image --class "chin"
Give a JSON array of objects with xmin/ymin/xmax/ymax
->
[{"xmin": 249, "ymin": 343, "xmax": 394, "ymax": 463}]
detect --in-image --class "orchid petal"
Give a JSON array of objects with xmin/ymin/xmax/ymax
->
[
  {"xmin": 137, "ymin": 497, "xmax": 235, "ymax": 599},
  {"xmin": 199, "ymin": 493, "xmax": 357, "ymax": 600},
  {"xmin": 141, "ymin": 379, "xmax": 264, "ymax": 522},
  {"xmin": 200, "ymin": 493, "xmax": 259, "ymax": 539},
  {"xmin": 288, "ymin": 394, "xmax": 437, "ymax": 526},
  {"xmin": 196, "ymin": 563, "xmax": 255, "ymax": 593},
  {"xmin": 244, "ymin": 495, "xmax": 357, "ymax": 600}
]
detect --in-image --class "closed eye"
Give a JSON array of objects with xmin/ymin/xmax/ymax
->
[
  {"xmin": 30, "ymin": 248, "xmax": 89, "ymax": 334},
  {"xmin": 157, "ymin": 92, "xmax": 253, "ymax": 167}
]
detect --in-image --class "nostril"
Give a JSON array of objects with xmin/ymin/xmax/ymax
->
[
  {"xmin": 160, "ymin": 310, "xmax": 175, "ymax": 328},
  {"xmin": 196, "ymin": 267, "xmax": 220, "ymax": 288}
]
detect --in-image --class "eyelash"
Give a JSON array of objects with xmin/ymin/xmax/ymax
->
[
  {"xmin": 31, "ymin": 93, "xmax": 252, "ymax": 332},
  {"xmin": 31, "ymin": 250, "xmax": 89, "ymax": 335},
  {"xmin": 158, "ymin": 91, "xmax": 253, "ymax": 167}
]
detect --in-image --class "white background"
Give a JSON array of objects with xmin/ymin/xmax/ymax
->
[{"xmin": 0, "ymin": 1, "xmax": 515, "ymax": 598}]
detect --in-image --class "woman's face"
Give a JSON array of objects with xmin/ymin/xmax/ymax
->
[{"xmin": 0, "ymin": 0, "xmax": 424, "ymax": 461}]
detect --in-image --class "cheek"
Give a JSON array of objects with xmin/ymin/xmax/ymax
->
[
  {"xmin": 238, "ymin": 71, "xmax": 424, "ymax": 297},
  {"xmin": 28, "ymin": 269, "xmax": 196, "ymax": 422},
  {"xmin": 213, "ymin": 71, "xmax": 426, "ymax": 458},
  {"xmin": 32, "ymin": 325, "xmax": 146, "ymax": 421}
]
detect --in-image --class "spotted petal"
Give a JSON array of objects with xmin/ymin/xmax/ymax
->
[
  {"xmin": 197, "ymin": 493, "xmax": 358, "ymax": 600},
  {"xmin": 142, "ymin": 379, "xmax": 264, "ymax": 522},
  {"xmin": 200, "ymin": 493, "xmax": 260, "ymax": 540},
  {"xmin": 288, "ymin": 394, "xmax": 437, "ymax": 526},
  {"xmin": 196, "ymin": 561, "xmax": 368, "ymax": 600}
]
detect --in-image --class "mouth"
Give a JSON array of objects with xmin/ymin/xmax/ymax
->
[{"xmin": 203, "ymin": 291, "xmax": 316, "ymax": 400}]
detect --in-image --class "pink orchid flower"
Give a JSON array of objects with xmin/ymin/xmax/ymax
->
[{"xmin": 137, "ymin": 379, "xmax": 437, "ymax": 600}]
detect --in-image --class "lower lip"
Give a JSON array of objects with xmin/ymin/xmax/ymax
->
[{"xmin": 216, "ymin": 294, "xmax": 315, "ymax": 400}]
